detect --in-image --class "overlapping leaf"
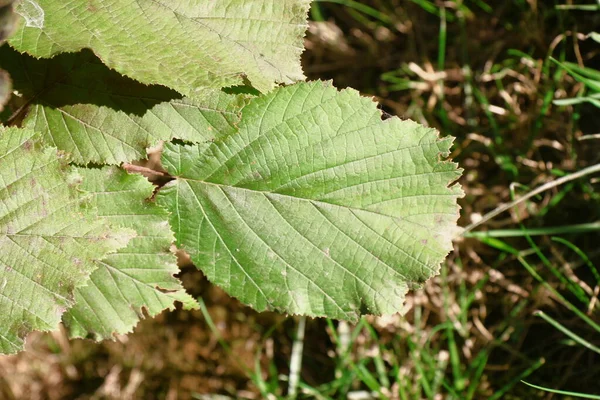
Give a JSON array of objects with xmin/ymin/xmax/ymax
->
[
  {"xmin": 10, "ymin": 0, "xmax": 311, "ymax": 94},
  {"xmin": 63, "ymin": 167, "xmax": 197, "ymax": 340},
  {"xmin": 0, "ymin": 47, "xmax": 248, "ymax": 164},
  {"xmin": 157, "ymin": 81, "xmax": 463, "ymax": 321},
  {"xmin": 0, "ymin": 127, "xmax": 133, "ymax": 354}
]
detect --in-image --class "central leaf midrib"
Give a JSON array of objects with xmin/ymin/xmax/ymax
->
[
  {"xmin": 176, "ymin": 177, "xmax": 437, "ymax": 315},
  {"xmin": 177, "ymin": 177, "xmax": 442, "ymax": 226},
  {"xmin": 178, "ymin": 177, "xmax": 450, "ymax": 273}
]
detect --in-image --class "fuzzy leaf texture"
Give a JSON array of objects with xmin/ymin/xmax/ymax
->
[
  {"xmin": 0, "ymin": 127, "xmax": 133, "ymax": 354},
  {"xmin": 0, "ymin": 47, "xmax": 248, "ymax": 164},
  {"xmin": 9, "ymin": 0, "xmax": 311, "ymax": 95},
  {"xmin": 157, "ymin": 81, "xmax": 463, "ymax": 321},
  {"xmin": 62, "ymin": 167, "xmax": 198, "ymax": 341}
]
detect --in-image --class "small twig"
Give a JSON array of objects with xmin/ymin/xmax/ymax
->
[
  {"xmin": 463, "ymin": 163, "xmax": 600, "ymax": 235},
  {"xmin": 122, "ymin": 163, "xmax": 167, "ymax": 177},
  {"xmin": 579, "ymin": 133, "xmax": 600, "ymax": 141},
  {"xmin": 5, "ymin": 102, "xmax": 31, "ymax": 126}
]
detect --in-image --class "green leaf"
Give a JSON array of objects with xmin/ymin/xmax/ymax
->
[
  {"xmin": 156, "ymin": 81, "xmax": 463, "ymax": 321},
  {"xmin": 0, "ymin": 47, "xmax": 248, "ymax": 164},
  {"xmin": 0, "ymin": 126, "xmax": 133, "ymax": 354},
  {"xmin": 62, "ymin": 167, "xmax": 197, "ymax": 341},
  {"xmin": 9, "ymin": 0, "xmax": 311, "ymax": 94}
]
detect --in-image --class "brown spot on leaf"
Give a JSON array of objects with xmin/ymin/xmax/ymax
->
[
  {"xmin": 16, "ymin": 322, "xmax": 32, "ymax": 339},
  {"xmin": 87, "ymin": 0, "xmax": 97, "ymax": 12}
]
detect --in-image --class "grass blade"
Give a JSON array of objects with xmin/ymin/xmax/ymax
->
[
  {"xmin": 534, "ymin": 311, "xmax": 600, "ymax": 355},
  {"xmin": 521, "ymin": 381, "xmax": 600, "ymax": 399}
]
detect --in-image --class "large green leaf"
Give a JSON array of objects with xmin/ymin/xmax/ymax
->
[
  {"xmin": 63, "ymin": 167, "xmax": 197, "ymax": 340},
  {"xmin": 0, "ymin": 47, "xmax": 248, "ymax": 164},
  {"xmin": 9, "ymin": 0, "xmax": 310, "ymax": 95},
  {"xmin": 0, "ymin": 127, "xmax": 133, "ymax": 354},
  {"xmin": 157, "ymin": 81, "xmax": 463, "ymax": 321}
]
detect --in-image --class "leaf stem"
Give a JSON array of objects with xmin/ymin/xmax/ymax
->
[{"xmin": 122, "ymin": 163, "xmax": 168, "ymax": 177}]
